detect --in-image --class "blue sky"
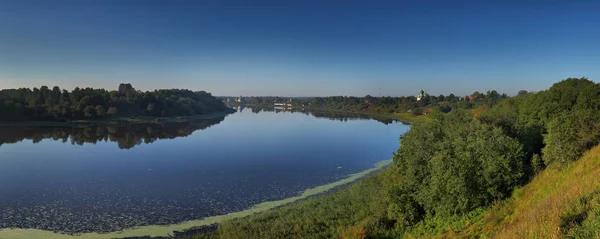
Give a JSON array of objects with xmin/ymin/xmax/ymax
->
[{"xmin": 1, "ymin": 0, "xmax": 599, "ymax": 96}]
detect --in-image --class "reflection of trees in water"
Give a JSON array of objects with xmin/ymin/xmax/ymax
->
[
  {"xmin": 247, "ymin": 106, "xmax": 405, "ymax": 125},
  {"xmin": 0, "ymin": 117, "xmax": 224, "ymax": 149}
]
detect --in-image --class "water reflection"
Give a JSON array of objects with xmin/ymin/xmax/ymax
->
[
  {"xmin": 243, "ymin": 106, "xmax": 406, "ymax": 125},
  {"xmin": 0, "ymin": 117, "xmax": 225, "ymax": 150},
  {"xmin": 0, "ymin": 109, "xmax": 405, "ymax": 150}
]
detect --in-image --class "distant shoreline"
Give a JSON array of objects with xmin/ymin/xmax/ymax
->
[
  {"xmin": 237, "ymin": 104, "xmax": 424, "ymax": 124},
  {"xmin": 0, "ymin": 108, "xmax": 237, "ymax": 127}
]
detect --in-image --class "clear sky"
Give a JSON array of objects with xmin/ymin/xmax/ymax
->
[{"xmin": 1, "ymin": 0, "xmax": 599, "ymax": 96}]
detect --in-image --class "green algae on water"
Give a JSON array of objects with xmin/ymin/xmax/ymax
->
[{"xmin": 0, "ymin": 159, "xmax": 392, "ymax": 239}]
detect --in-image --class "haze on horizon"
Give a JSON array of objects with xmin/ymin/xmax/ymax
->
[{"xmin": 1, "ymin": 0, "xmax": 599, "ymax": 97}]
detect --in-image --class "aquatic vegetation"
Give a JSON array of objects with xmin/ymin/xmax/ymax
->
[{"xmin": 0, "ymin": 160, "xmax": 392, "ymax": 238}]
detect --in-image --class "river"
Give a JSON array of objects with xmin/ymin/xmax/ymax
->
[{"xmin": 0, "ymin": 107, "xmax": 409, "ymax": 238}]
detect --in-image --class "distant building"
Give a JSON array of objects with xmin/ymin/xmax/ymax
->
[
  {"xmin": 274, "ymin": 99, "xmax": 293, "ymax": 107},
  {"xmin": 364, "ymin": 99, "xmax": 377, "ymax": 104},
  {"xmin": 465, "ymin": 95, "xmax": 482, "ymax": 102},
  {"xmin": 417, "ymin": 89, "xmax": 426, "ymax": 101},
  {"xmin": 236, "ymin": 96, "xmax": 242, "ymax": 103}
]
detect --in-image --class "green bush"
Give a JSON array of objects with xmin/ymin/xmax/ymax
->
[
  {"xmin": 411, "ymin": 107, "xmax": 424, "ymax": 116},
  {"xmin": 393, "ymin": 111, "xmax": 524, "ymax": 218}
]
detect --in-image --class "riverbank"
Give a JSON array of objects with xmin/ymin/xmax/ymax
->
[
  {"xmin": 238, "ymin": 104, "xmax": 430, "ymax": 124},
  {"xmin": 0, "ymin": 109, "xmax": 236, "ymax": 127},
  {"xmin": 308, "ymin": 108, "xmax": 423, "ymax": 124},
  {"xmin": 0, "ymin": 159, "xmax": 393, "ymax": 239}
]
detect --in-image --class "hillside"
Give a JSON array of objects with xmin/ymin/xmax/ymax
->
[{"xmin": 437, "ymin": 144, "xmax": 600, "ymax": 239}]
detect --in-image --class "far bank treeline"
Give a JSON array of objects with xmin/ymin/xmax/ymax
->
[
  {"xmin": 222, "ymin": 90, "xmax": 510, "ymax": 115},
  {"xmin": 0, "ymin": 84, "xmax": 230, "ymax": 122}
]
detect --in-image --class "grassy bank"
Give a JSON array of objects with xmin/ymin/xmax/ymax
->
[
  {"xmin": 428, "ymin": 143, "xmax": 600, "ymax": 238},
  {"xmin": 308, "ymin": 108, "xmax": 427, "ymax": 124},
  {"xmin": 177, "ymin": 163, "xmax": 402, "ymax": 239},
  {"xmin": 304, "ymin": 107, "xmax": 432, "ymax": 124},
  {"xmin": 241, "ymin": 104, "xmax": 432, "ymax": 124},
  {"xmin": 0, "ymin": 109, "xmax": 236, "ymax": 127}
]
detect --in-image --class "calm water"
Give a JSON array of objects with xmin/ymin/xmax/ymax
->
[{"xmin": 0, "ymin": 108, "xmax": 409, "ymax": 234}]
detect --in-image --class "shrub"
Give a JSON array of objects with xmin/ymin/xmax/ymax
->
[
  {"xmin": 411, "ymin": 107, "xmax": 424, "ymax": 116},
  {"xmin": 393, "ymin": 111, "xmax": 524, "ymax": 218},
  {"xmin": 106, "ymin": 107, "xmax": 118, "ymax": 116}
]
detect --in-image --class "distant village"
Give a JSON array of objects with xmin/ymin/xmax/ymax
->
[
  {"xmin": 222, "ymin": 89, "xmax": 487, "ymax": 105},
  {"xmin": 218, "ymin": 89, "xmax": 503, "ymax": 116}
]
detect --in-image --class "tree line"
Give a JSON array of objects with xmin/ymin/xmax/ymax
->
[
  {"xmin": 224, "ymin": 90, "xmax": 509, "ymax": 116},
  {"xmin": 0, "ymin": 84, "xmax": 230, "ymax": 122}
]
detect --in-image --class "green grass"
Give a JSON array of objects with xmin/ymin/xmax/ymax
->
[
  {"xmin": 390, "ymin": 112, "xmax": 430, "ymax": 124},
  {"xmin": 465, "ymin": 105, "xmax": 489, "ymax": 118},
  {"xmin": 206, "ymin": 166, "xmax": 401, "ymax": 239}
]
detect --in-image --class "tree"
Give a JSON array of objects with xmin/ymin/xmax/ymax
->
[
  {"xmin": 146, "ymin": 103, "xmax": 155, "ymax": 114},
  {"xmin": 118, "ymin": 83, "xmax": 134, "ymax": 94},
  {"xmin": 107, "ymin": 107, "xmax": 118, "ymax": 116},
  {"xmin": 84, "ymin": 105, "xmax": 96, "ymax": 118},
  {"xmin": 393, "ymin": 111, "xmax": 524, "ymax": 218},
  {"xmin": 411, "ymin": 107, "xmax": 424, "ymax": 116},
  {"xmin": 518, "ymin": 90, "xmax": 528, "ymax": 96},
  {"xmin": 447, "ymin": 93, "xmax": 457, "ymax": 103},
  {"xmin": 481, "ymin": 77, "xmax": 600, "ymax": 170},
  {"xmin": 543, "ymin": 110, "xmax": 600, "ymax": 165},
  {"xmin": 95, "ymin": 105, "xmax": 106, "ymax": 117},
  {"xmin": 435, "ymin": 104, "xmax": 452, "ymax": 113},
  {"xmin": 531, "ymin": 154, "xmax": 544, "ymax": 174}
]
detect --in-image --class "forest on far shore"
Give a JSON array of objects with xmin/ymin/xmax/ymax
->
[{"xmin": 0, "ymin": 84, "xmax": 230, "ymax": 122}]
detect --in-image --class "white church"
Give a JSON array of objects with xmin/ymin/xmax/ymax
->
[{"xmin": 417, "ymin": 89, "xmax": 426, "ymax": 101}]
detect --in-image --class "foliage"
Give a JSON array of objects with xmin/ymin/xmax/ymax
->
[
  {"xmin": 518, "ymin": 90, "xmax": 529, "ymax": 96},
  {"xmin": 543, "ymin": 112, "xmax": 585, "ymax": 164},
  {"xmin": 434, "ymin": 104, "xmax": 452, "ymax": 113},
  {"xmin": 393, "ymin": 111, "xmax": 524, "ymax": 220},
  {"xmin": 0, "ymin": 84, "xmax": 229, "ymax": 122},
  {"xmin": 531, "ymin": 153, "xmax": 545, "ymax": 174},
  {"xmin": 480, "ymin": 77, "xmax": 600, "ymax": 168},
  {"xmin": 107, "ymin": 106, "xmax": 119, "ymax": 116},
  {"xmin": 444, "ymin": 144, "xmax": 600, "ymax": 239},
  {"xmin": 411, "ymin": 107, "xmax": 424, "ymax": 116},
  {"xmin": 205, "ymin": 169, "xmax": 399, "ymax": 239}
]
